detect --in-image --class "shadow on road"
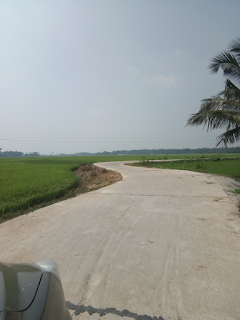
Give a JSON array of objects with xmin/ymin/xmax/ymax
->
[{"xmin": 66, "ymin": 301, "xmax": 165, "ymax": 320}]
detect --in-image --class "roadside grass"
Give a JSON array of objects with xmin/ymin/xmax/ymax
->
[
  {"xmin": 131, "ymin": 157, "xmax": 240, "ymax": 177},
  {"xmin": 1, "ymin": 153, "xmax": 240, "ymax": 222},
  {"xmin": 130, "ymin": 156, "xmax": 240, "ymax": 209}
]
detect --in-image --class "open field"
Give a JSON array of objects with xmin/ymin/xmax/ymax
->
[
  {"xmin": 0, "ymin": 157, "xmax": 81, "ymax": 219},
  {"xmin": 1, "ymin": 153, "xmax": 240, "ymax": 222},
  {"xmin": 130, "ymin": 155, "xmax": 240, "ymax": 178}
]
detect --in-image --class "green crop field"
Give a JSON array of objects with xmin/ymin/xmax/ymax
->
[
  {"xmin": 1, "ymin": 153, "xmax": 240, "ymax": 222},
  {"xmin": 131, "ymin": 155, "xmax": 240, "ymax": 178},
  {"xmin": 0, "ymin": 154, "xmax": 161, "ymax": 221},
  {"xmin": 0, "ymin": 157, "xmax": 81, "ymax": 218}
]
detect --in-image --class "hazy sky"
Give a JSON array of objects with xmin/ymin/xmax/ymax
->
[{"xmin": 1, "ymin": 1, "xmax": 239, "ymax": 154}]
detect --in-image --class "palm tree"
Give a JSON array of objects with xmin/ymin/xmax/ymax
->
[{"xmin": 187, "ymin": 38, "xmax": 240, "ymax": 146}]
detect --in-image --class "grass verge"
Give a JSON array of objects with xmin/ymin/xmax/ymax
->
[{"xmin": 131, "ymin": 156, "xmax": 240, "ymax": 177}]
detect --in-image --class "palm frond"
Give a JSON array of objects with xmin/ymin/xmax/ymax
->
[
  {"xmin": 187, "ymin": 109, "xmax": 240, "ymax": 131},
  {"xmin": 209, "ymin": 51, "xmax": 240, "ymax": 84},
  {"xmin": 229, "ymin": 38, "xmax": 240, "ymax": 63},
  {"xmin": 218, "ymin": 79, "xmax": 240, "ymax": 101},
  {"xmin": 199, "ymin": 95, "xmax": 240, "ymax": 112},
  {"xmin": 187, "ymin": 38, "xmax": 240, "ymax": 147},
  {"xmin": 216, "ymin": 126, "xmax": 240, "ymax": 146}
]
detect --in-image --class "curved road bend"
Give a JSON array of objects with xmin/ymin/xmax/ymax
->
[{"xmin": 0, "ymin": 161, "xmax": 240, "ymax": 320}]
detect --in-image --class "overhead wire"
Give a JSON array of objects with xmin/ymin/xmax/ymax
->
[{"xmin": 0, "ymin": 138, "xmax": 216, "ymax": 143}]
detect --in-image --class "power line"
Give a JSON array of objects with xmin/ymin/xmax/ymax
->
[
  {"xmin": 0, "ymin": 135, "xmax": 216, "ymax": 140},
  {"xmin": 0, "ymin": 138, "xmax": 216, "ymax": 143}
]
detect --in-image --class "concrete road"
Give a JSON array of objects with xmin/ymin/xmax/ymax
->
[{"xmin": 1, "ymin": 162, "xmax": 240, "ymax": 320}]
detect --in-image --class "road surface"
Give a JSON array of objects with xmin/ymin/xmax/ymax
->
[{"xmin": 1, "ymin": 161, "xmax": 240, "ymax": 320}]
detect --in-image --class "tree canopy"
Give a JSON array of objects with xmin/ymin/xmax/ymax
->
[{"xmin": 187, "ymin": 38, "xmax": 240, "ymax": 146}]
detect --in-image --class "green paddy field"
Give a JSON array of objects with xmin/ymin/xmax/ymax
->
[
  {"xmin": 1, "ymin": 154, "xmax": 240, "ymax": 222},
  {"xmin": 133, "ymin": 154, "xmax": 240, "ymax": 178}
]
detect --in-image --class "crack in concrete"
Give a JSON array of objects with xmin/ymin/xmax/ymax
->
[{"xmin": 66, "ymin": 302, "xmax": 166, "ymax": 320}]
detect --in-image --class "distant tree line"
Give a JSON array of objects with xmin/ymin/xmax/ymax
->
[
  {"xmin": 75, "ymin": 147, "xmax": 240, "ymax": 156},
  {"xmin": 1, "ymin": 147, "xmax": 240, "ymax": 158},
  {"xmin": 0, "ymin": 151, "xmax": 40, "ymax": 157}
]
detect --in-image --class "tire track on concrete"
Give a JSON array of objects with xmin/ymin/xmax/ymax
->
[{"xmin": 77, "ymin": 201, "xmax": 137, "ymax": 305}]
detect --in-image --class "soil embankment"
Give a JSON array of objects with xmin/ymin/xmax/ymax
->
[{"xmin": 74, "ymin": 164, "xmax": 122, "ymax": 193}]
